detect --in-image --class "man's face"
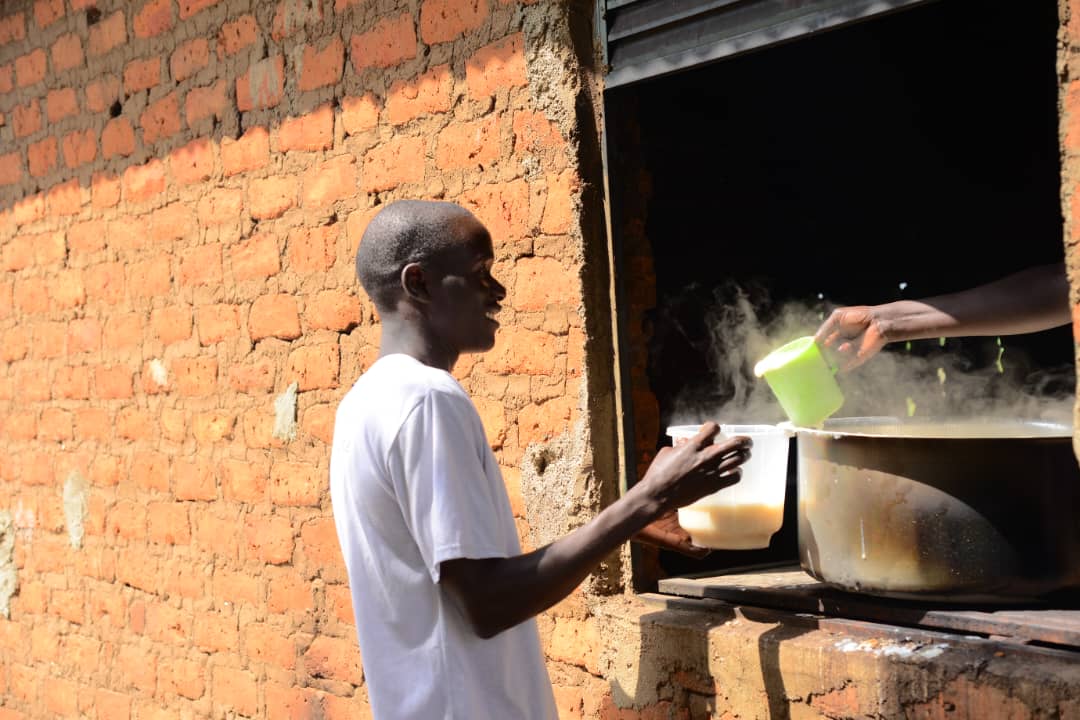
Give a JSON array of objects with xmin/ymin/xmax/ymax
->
[{"xmin": 425, "ymin": 216, "xmax": 506, "ymax": 354}]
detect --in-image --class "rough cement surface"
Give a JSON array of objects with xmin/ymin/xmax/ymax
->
[
  {"xmin": 0, "ymin": 511, "xmax": 16, "ymax": 619},
  {"xmin": 62, "ymin": 470, "xmax": 88, "ymax": 549},
  {"xmin": 273, "ymin": 380, "xmax": 300, "ymax": 442}
]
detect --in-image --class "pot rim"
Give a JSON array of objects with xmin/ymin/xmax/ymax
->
[{"xmin": 785, "ymin": 416, "xmax": 1073, "ymax": 439}]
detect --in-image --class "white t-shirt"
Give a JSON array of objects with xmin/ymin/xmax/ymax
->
[{"xmin": 329, "ymin": 353, "xmax": 558, "ymax": 720}]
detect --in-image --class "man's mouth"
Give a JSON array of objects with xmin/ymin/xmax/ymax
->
[{"xmin": 485, "ymin": 306, "xmax": 502, "ymax": 324}]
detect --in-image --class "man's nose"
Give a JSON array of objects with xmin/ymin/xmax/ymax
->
[{"xmin": 491, "ymin": 277, "xmax": 507, "ymax": 301}]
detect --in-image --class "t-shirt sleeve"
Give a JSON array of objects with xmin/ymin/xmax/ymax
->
[{"xmin": 387, "ymin": 388, "xmax": 509, "ymax": 583}]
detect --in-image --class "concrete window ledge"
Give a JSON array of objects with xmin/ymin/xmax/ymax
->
[{"xmin": 587, "ymin": 594, "xmax": 1080, "ymax": 719}]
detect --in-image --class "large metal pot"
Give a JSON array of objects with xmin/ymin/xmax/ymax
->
[{"xmin": 795, "ymin": 417, "xmax": 1080, "ymax": 601}]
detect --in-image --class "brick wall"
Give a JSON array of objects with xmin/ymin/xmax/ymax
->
[
  {"xmin": 0, "ymin": 0, "xmax": 597, "ymax": 717},
  {"xmin": 1062, "ymin": 0, "xmax": 1080, "ymax": 447}
]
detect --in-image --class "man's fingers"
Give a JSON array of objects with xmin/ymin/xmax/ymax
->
[{"xmin": 691, "ymin": 421, "xmax": 721, "ymax": 448}]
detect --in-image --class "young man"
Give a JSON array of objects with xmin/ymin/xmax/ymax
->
[{"xmin": 330, "ymin": 200, "xmax": 751, "ymax": 719}]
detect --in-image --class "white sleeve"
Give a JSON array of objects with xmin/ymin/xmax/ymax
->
[{"xmin": 388, "ymin": 389, "xmax": 510, "ymax": 583}]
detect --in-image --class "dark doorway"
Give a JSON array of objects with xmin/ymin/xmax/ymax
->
[{"xmin": 606, "ymin": 0, "xmax": 1072, "ymax": 580}]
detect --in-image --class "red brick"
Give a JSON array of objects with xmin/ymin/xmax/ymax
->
[
  {"xmin": 148, "ymin": 501, "xmax": 190, "ymax": 544},
  {"xmin": 196, "ymin": 187, "xmax": 243, "ymax": 226},
  {"xmin": 104, "ymin": 313, "xmax": 142, "ymax": 349},
  {"xmin": 141, "ymin": 92, "xmax": 181, "ymax": 144},
  {"xmin": 303, "ymin": 634, "xmax": 362, "ymax": 685},
  {"xmin": 326, "ymin": 583, "xmax": 353, "ymax": 623},
  {"xmin": 62, "ymin": 128, "xmax": 97, "ymax": 168},
  {"xmin": 150, "ymin": 202, "xmax": 197, "ymax": 243},
  {"xmin": 13, "ymin": 100, "xmax": 41, "ymax": 138},
  {"xmin": 197, "ymin": 304, "xmax": 240, "ymax": 344},
  {"xmin": 362, "ymin": 134, "xmax": 425, "ymax": 192},
  {"xmin": 221, "ymin": 458, "xmax": 269, "ymax": 504},
  {"xmin": 513, "ymin": 256, "xmax": 575, "ymax": 311},
  {"xmin": 46, "ymin": 87, "xmax": 79, "ymax": 123},
  {"xmin": 46, "ymin": 177, "xmax": 86, "ymax": 215},
  {"xmin": 267, "ymin": 568, "xmax": 315, "ymax": 614},
  {"xmin": 107, "ymin": 215, "xmax": 147, "ymax": 252},
  {"xmin": 86, "ymin": 75, "xmax": 120, "ymax": 113},
  {"xmin": 246, "ymin": 624, "xmax": 296, "ymax": 669},
  {"xmin": 1, "ymin": 327, "xmax": 30, "ymax": 363},
  {"xmin": 299, "ymin": 37, "xmax": 344, "ymax": 91},
  {"xmin": 466, "ymin": 33, "xmax": 526, "ymax": 99},
  {"xmin": 420, "ymin": 0, "xmax": 487, "ymax": 44},
  {"xmin": 161, "ymin": 409, "xmax": 185, "ymax": 441},
  {"xmin": 0, "ymin": 13, "xmax": 26, "ymax": 44},
  {"xmin": 15, "ymin": 49, "xmax": 46, "ymax": 87},
  {"xmin": 28, "ymin": 136, "xmax": 58, "ymax": 177},
  {"xmin": 95, "ymin": 364, "xmax": 133, "ymax": 399},
  {"xmin": 102, "ymin": 117, "xmax": 135, "ymax": 158},
  {"xmin": 192, "ymin": 410, "xmax": 234, "ymax": 443},
  {"xmin": 231, "ymin": 232, "xmax": 281, "ymax": 280},
  {"xmin": 90, "ymin": 454, "xmax": 124, "ymax": 487},
  {"xmin": 13, "ymin": 192, "xmax": 45, "ymax": 225},
  {"xmin": 488, "ymin": 326, "xmax": 557, "ymax": 375},
  {"xmin": 33, "ymin": 321, "xmax": 67, "ymax": 359},
  {"xmin": 134, "ymin": 0, "xmax": 173, "ymax": 38},
  {"xmin": 303, "ymin": 154, "xmax": 356, "ymax": 207},
  {"xmin": 185, "ymin": 78, "xmax": 229, "ymax": 126},
  {"xmin": 123, "ymin": 158, "xmax": 166, "ymax": 202},
  {"xmin": 221, "ymin": 126, "xmax": 269, "ymax": 175},
  {"xmin": 57, "ymin": 273, "xmax": 90, "ymax": 310},
  {"xmin": 265, "ymin": 684, "xmax": 318, "ymax": 720},
  {"xmin": 179, "ymin": 243, "xmax": 223, "ymax": 286},
  {"xmin": 107, "ymin": 500, "xmax": 146, "ymax": 540},
  {"xmin": 0, "ymin": 64, "xmax": 10, "ymax": 94},
  {"xmin": 306, "ymin": 290, "xmax": 360, "ymax": 332},
  {"xmin": 341, "ymin": 93, "xmax": 378, "ymax": 135},
  {"xmin": 161, "ymin": 557, "xmax": 206, "ymax": 600},
  {"xmin": 46, "ymin": 678, "xmax": 79, "ymax": 716},
  {"xmin": 237, "ymin": 55, "xmax": 284, "ymax": 111},
  {"xmin": 0, "ymin": 152, "xmax": 22, "ymax": 185},
  {"xmin": 271, "ymin": 0, "xmax": 323, "ymax": 40},
  {"xmin": 35, "ymin": 230, "xmax": 67, "ymax": 265},
  {"xmin": 132, "ymin": 451, "xmax": 170, "ymax": 492},
  {"xmin": 218, "ymin": 14, "xmax": 258, "ymax": 57},
  {"xmin": 270, "ymin": 461, "xmax": 321, "ymax": 506},
  {"xmin": 436, "ymin": 114, "xmax": 499, "ymax": 170},
  {"xmin": 171, "ymin": 37, "xmax": 208, "ymax": 81},
  {"xmin": 173, "ymin": 357, "xmax": 217, "ymax": 396},
  {"xmin": 39, "ymin": 407, "xmax": 73, "ymax": 441},
  {"xmin": 15, "ymin": 278, "xmax": 48, "ymax": 314},
  {"xmin": 88, "ymin": 12, "xmax": 126, "ymax": 57},
  {"xmin": 278, "ymin": 103, "xmax": 333, "ymax": 152},
  {"xmin": 249, "ymin": 175, "xmax": 296, "ymax": 219},
  {"xmin": 124, "ymin": 56, "xmax": 160, "ymax": 94},
  {"xmin": 180, "ymin": 0, "xmax": 219, "ymax": 20},
  {"xmin": 92, "ymin": 171, "xmax": 121, "ymax": 207},
  {"xmin": 167, "ymin": 136, "xmax": 213, "ymax": 184},
  {"xmin": 250, "ymin": 294, "xmax": 301, "ymax": 340},
  {"xmin": 66, "ymin": 321, "xmax": 101, "ymax": 354},
  {"xmin": 34, "ymin": 0, "xmax": 64, "ymax": 28},
  {"xmin": 194, "ymin": 612, "xmax": 238, "ymax": 653},
  {"xmin": 287, "ymin": 225, "xmax": 337, "ymax": 274},
  {"xmin": 542, "ymin": 170, "xmax": 579, "ymax": 234},
  {"xmin": 173, "ymin": 457, "xmax": 217, "ymax": 501},
  {"xmin": 350, "ymin": 13, "xmax": 416, "ymax": 72},
  {"xmin": 95, "ymin": 689, "xmax": 130, "ymax": 720},
  {"xmin": 387, "ymin": 64, "xmax": 452, "ymax": 125},
  {"xmin": 513, "ymin": 109, "xmax": 563, "ymax": 155},
  {"xmin": 288, "ymin": 343, "xmax": 339, "ymax": 390},
  {"xmin": 2, "ymin": 235, "xmax": 32, "ymax": 271},
  {"xmin": 212, "ymin": 666, "xmax": 257, "ymax": 717},
  {"xmin": 144, "ymin": 602, "xmax": 191, "ymax": 645},
  {"xmin": 459, "ymin": 178, "xmax": 530, "ymax": 244},
  {"xmin": 117, "ymin": 644, "xmax": 157, "ymax": 693},
  {"xmin": 151, "ymin": 305, "xmax": 192, "ymax": 345},
  {"xmin": 244, "ymin": 514, "xmax": 294, "ymax": 564},
  {"xmin": 75, "ymin": 407, "xmax": 109, "ymax": 439},
  {"xmin": 228, "ymin": 356, "xmax": 276, "ymax": 394},
  {"xmin": 4, "ymin": 407, "xmax": 36, "ymax": 438},
  {"xmin": 127, "ymin": 255, "xmax": 171, "ymax": 297},
  {"xmin": 53, "ymin": 366, "xmax": 90, "ymax": 401},
  {"xmin": 163, "ymin": 657, "xmax": 205, "ymax": 699}
]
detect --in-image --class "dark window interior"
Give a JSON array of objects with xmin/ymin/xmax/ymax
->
[{"xmin": 606, "ymin": 0, "xmax": 1072, "ymax": 578}]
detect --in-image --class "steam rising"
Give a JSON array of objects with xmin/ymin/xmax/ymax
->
[{"xmin": 663, "ymin": 284, "xmax": 1075, "ymax": 428}]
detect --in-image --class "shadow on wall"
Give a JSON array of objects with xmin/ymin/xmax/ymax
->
[{"xmin": 599, "ymin": 603, "xmax": 817, "ymax": 718}]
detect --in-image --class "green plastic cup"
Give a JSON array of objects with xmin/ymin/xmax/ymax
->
[{"xmin": 753, "ymin": 336, "xmax": 844, "ymax": 427}]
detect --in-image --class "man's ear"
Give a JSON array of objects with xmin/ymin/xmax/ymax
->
[{"xmin": 401, "ymin": 263, "xmax": 430, "ymax": 303}]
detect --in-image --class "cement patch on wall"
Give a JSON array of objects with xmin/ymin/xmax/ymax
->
[{"xmin": 0, "ymin": 511, "xmax": 17, "ymax": 618}]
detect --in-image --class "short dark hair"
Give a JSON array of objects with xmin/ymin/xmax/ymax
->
[{"xmin": 355, "ymin": 200, "xmax": 476, "ymax": 312}]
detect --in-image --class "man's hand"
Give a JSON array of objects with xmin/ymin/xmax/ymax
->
[
  {"xmin": 632, "ymin": 510, "xmax": 709, "ymax": 559},
  {"xmin": 629, "ymin": 422, "xmax": 752, "ymax": 517},
  {"xmin": 815, "ymin": 306, "xmax": 888, "ymax": 372}
]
